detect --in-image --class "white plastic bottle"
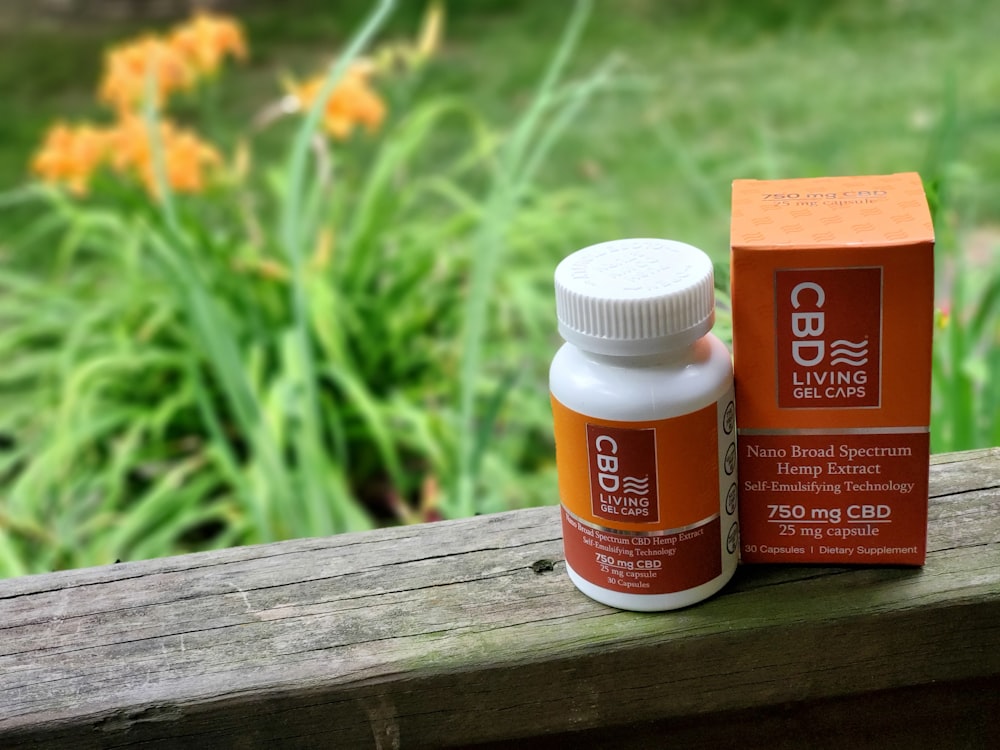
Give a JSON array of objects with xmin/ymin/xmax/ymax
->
[{"xmin": 550, "ymin": 238, "xmax": 738, "ymax": 611}]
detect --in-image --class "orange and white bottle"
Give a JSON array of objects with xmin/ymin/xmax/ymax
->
[{"xmin": 550, "ymin": 238, "xmax": 739, "ymax": 611}]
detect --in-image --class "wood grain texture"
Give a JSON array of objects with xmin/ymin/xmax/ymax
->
[{"xmin": 1, "ymin": 448, "xmax": 998, "ymax": 749}]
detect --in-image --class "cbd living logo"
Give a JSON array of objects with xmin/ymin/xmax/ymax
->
[
  {"xmin": 586, "ymin": 424, "xmax": 659, "ymax": 523},
  {"xmin": 775, "ymin": 267, "xmax": 882, "ymax": 409}
]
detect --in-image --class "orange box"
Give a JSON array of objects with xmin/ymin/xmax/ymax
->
[{"xmin": 730, "ymin": 173, "xmax": 934, "ymax": 565}]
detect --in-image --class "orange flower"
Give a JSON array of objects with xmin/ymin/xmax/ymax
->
[
  {"xmin": 108, "ymin": 115, "xmax": 221, "ymax": 197},
  {"xmin": 32, "ymin": 11, "xmax": 241, "ymax": 199},
  {"xmin": 168, "ymin": 12, "xmax": 247, "ymax": 77},
  {"xmin": 97, "ymin": 14, "xmax": 246, "ymax": 113},
  {"xmin": 98, "ymin": 35, "xmax": 193, "ymax": 113},
  {"xmin": 289, "ymin": 63, "xmax": 387, "ymax": 140},
  {"xmin": 30, "ymin": 122, "xmax": 113, "ymax": 195},
  {"xmin": 30, "ymin": 116, "xmax": 220, "ymax": 199}
]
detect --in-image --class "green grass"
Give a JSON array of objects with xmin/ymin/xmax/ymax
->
[
  {"xmin": 5, "ymin": 0, "xmax": 1000, "ymax": 234},
  {"xmin": 7, "ymin": 0, "xmax": 999, "ymax": 283}
]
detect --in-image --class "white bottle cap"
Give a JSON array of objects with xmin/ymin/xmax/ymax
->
[{"xmin": 554, "ymin": 238, "xmax": 715, "ymax": 356}]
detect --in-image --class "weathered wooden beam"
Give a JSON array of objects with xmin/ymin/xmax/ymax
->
[{"xmin": 1, "ymin": 448, "xmax": 998, "ymax": 749}]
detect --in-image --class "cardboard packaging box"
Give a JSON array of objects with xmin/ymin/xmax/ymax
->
[{"xmin": 730, "ymin": 173, "xmax": 934, "ymax": 565}]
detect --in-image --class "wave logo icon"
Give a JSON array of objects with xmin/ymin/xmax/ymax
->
[
  {"xmin": 830, "ymin": 338, "xmax": 868, "ymax": 367},
  {"xmin": 621, "ymin": 475, "xmax": 650, "ymax": 496}
]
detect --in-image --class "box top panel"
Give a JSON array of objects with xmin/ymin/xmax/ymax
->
[{"xmin": 731, "ymin": 172, "xmax": 934, "ymax": 249}]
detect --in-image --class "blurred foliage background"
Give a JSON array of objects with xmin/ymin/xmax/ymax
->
[{"xmin": 0, "ymin": 0, "xmax": 997, "ymax": 575}]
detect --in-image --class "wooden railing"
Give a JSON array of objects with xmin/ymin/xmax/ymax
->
[{"xmin": 2, "ymin": 448, "xmax": 998, "ymax": 749}]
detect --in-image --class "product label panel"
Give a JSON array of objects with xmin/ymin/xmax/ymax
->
[
  {"xmin": 775, "ymin": 267, "xmax": 883, "ymax": 409},
  {"xmin": 737, "ymin": 431, "xmax": 928, "ymax": 564},
  {"xmin": 561, "ymin": 509, "xmax": 721, "ymax": 595},
  {"xmin": 587, "ymin": 424, "xmax": 659, "ymax": 523}
]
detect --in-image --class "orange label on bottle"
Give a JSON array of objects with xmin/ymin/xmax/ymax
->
[
  {"xmin": 586, "ymin": 423, "xmax": 660, "ymax": 523},
  {"xmin": 552, "ymin": 392, "xmax": 737, "ymax": 595}
]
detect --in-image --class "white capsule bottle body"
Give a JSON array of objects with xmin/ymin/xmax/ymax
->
[{"xmin": 550, "ymin": 333, "xmax": 739, "ymax": 611}]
